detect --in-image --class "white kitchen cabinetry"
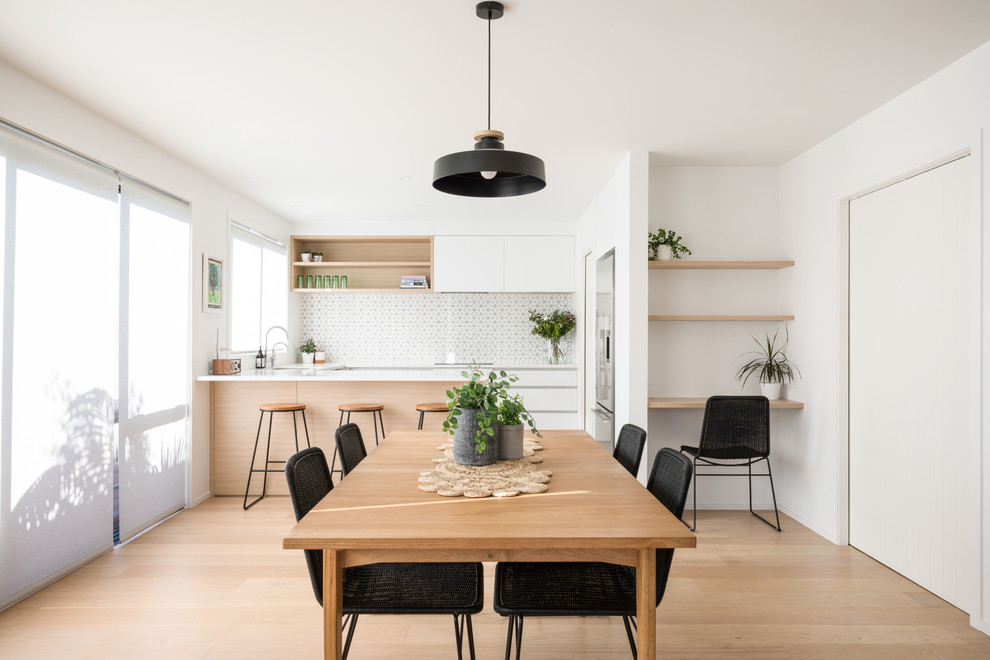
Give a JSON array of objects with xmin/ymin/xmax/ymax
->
[
  {"xmin": 434, "ymin": 235, "xmax": 575, "ymax": 292},
  {"xmin": 504, "ymin": 236, "xmax": 575, "ymax": 292},
  {"xmin": 433, "ymin": 236, "xmax": 504, "ymax": 292},
  {"xmin": 508, "ymin": 367, "xmax": 579, "ymax": 430}
]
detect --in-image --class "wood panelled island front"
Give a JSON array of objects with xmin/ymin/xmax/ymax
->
[{"xmin": 204, "ymin": 367, "xmax": 579, "ymax": 497}]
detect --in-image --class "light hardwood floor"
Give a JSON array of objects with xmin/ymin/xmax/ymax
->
[{"xmin": 1, "ymin": 497, "xmax": 987, "ymax": 659}]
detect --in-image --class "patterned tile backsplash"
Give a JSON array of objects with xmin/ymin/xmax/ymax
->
[{"xmin": 300, "ymin": 293, "xmax": 577, "ymax": 365}]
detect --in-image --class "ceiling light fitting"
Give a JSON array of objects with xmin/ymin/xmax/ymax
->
[{"xmin": 432, "ymin": 1, "xmax": 546, "ymax": 198}]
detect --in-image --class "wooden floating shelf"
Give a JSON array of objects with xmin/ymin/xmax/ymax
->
[
  {"xmin": 292, "ymin": 288, "xmax": 432, "ymax": 294},
  {"xmin": 649, "ymin": 315, "xmax": 795, "ymax": 321},
  {"xmin": 649, "ymin": 397, "xmax": 804, "ymax": 409},
  {"xmin": 293, "ymin": 261, "xmax": 432, "ymax": 268},
  {"xmin": 648, "ymin": 260, "xmax": 795, "ymax": 270}
]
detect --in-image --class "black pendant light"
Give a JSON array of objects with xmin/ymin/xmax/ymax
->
[{"xmin": 432, "ymin": 1, "xmax": 546, "ymax": 198}]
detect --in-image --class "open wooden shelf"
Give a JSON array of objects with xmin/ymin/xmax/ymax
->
[
  {"xmin": 649, "ymin": 314, "xmax": 795, "ymax": 321},
  {"xmin": 290, "ymin": 235, "xmax": 433, "ymax": 292},
  {"xmin": 649, "ymin": 397, "xmax": 804, "ymax": 409},
  {"xmin": 292, "ymin": 288, "xmax": 431, "ymax": 294},
  {"xmin": 648, "ymin": 260, "xmax": 795, "ymax": 270}
]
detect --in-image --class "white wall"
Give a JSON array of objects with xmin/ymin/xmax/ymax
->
[
  {"xmin": 647, "ymin": 166, "xmax": 782, "ymax": 506},
  {"xmin": 573, "ymin": 152, "xmax": 650, "ymax": 477},
  {"xmin": 0, "ymin": 59, "xmax": 291, "ymax": 506},
  {"xmin": 779, "ymin": 39, "xmax": 990, "ymax": 632}
]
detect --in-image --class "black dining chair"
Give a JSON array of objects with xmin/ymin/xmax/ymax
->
[
  {"xmin": 333, "ymin": 422, "xmax": 367, "ymax": 478},
  {"xmin": 284, "ymin": 446, "xmax": 484, "ymax": 660},
  {"xmin": 493, "ymin": 447, "xmax": 693, "ymax": 660},
  {"xmin": 680, "ymin": 395, "xmax": 780, "ymax": 531},
  {"xmin": 613, "ymin": 423, "xmax": 648, "ymax": 477}
]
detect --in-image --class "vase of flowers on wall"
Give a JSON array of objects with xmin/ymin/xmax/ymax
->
[{"xmin": 529, "ymin": 309, "xmax": 577, "ymax": 365}]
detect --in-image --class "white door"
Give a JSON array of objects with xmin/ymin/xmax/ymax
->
[{"xmin": 849, "ymin": 155, "xmax": 979, "ymax": 613}]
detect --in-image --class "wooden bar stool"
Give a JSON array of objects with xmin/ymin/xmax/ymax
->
[
  {"xmin": 416, "ymin": 402, "xmax": 449, "ymax": 430},
  {"xmin": 244, "ymin": 403, "xmax": 309, "ymax": 510},
  {"xmin": 332, "ymin": 403, "xmax": 385, "ymax": 481}
]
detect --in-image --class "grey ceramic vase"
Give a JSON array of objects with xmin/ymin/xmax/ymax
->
[
  {"xmin": 452, "ymin": 408, "xmax": 498, "ymax": 466},
  {"xmin": 497, "ymin": 424, "xmax": 524, "ymax": 460}
]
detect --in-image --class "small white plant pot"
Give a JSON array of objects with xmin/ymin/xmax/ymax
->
[
  {"xmin": 301, "ymin": 352, "xmax": 315, "ymax": 364},
  {"xmin": 657, "ymin": 245, "xmax": 674, "ymax": 260},
  {"xmin": 760, "ymin": 381, "xmax": 782, "ymax": 400},
  {"xmin": 300, "ymin": 252, "xmax": 312, "ymax": 262}
]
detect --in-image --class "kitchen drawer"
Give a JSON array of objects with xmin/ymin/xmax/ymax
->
[
  {"xmin": 529, "ymin": 411, "xmax": 580, "ymax": 431},
  {"xmin": 513, "ymin": 387, "xmax": 577, "ymax": 411},
  {"xmin": 506, "ymin": 369, "xmax": 578, "ymax": 388}
]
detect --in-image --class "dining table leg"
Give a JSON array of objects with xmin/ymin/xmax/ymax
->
[
  {"xmin": 636, "ymin": 547, "xmax": 656, "ymax": 659},
  {"xmin": 323, "ymin": 550, "xmax": 344, "ymax": 660}
]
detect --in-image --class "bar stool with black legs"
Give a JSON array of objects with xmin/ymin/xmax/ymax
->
[
  {"xmin": 415, "ymin": 402, "xmax": 449, "ymax": 430},
  {"xmin": 244, "ymin": 402, "xmax": 310, "ymax": 510},
  {"xmin": 330, "ymin": 403, "xmax": 385, "ymax": 482}
]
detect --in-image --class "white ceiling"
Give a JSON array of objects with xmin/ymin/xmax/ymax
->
[{"xmin": 2, "ymin": 1, "xmax": 990, "ymax": 225}]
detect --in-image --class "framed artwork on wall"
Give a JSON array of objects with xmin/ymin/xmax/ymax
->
[{"xmin": 204, "ymin": 254, "xmax": 223, "ymax": 313}]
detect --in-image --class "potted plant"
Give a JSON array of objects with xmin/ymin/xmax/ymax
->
[
  {"xmin": 647, "ymin": 228, "xmax": 692, "ymax": 260},
  {"xmin": 496, "ymin": 394, "xmax": 541, "ymax": 460},
  {"xmin": 311, "ymin": 251, "xmax": 323, "ymax": 262},
  {"xmin": 443, "ymin": 364, "xmax": 520, "ymax": 466},
  {"xmin": 299, "ymin": 337, "xmax": 317, "ymax": 364},
  {"xmin": 300, "ymin": 250, "xmax": 312, "ymax": 262},
  {"xmin": 734, "ymin": 327, "xmax": 799, "ymax": 400},
  {"xmin": 529, "ymin": 309, "xmax": 577, "ymax": 364}
]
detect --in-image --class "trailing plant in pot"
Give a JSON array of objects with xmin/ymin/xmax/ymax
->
[
  {"xmin": 299, "ymin": 337, "xmax": 317, "ymax": 364},
  {"xmin": 647, "ymin": 228, "xmax": 692, "ymax": 260},
  {"xmin": 496, "ymin": 394, "xmax": 541, "ymax": 460},
  {"xmin": 529, "ymin": 309, "xmax": 576, "ymax": 364},
  {"xmin": 734, "ymin": 327, "xmax": 799, "ymax": 400},
  {"xmin": 444, "ymin": 365, "xmax": 527, "ymax": 466}
]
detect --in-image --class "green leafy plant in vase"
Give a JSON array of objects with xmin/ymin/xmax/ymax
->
[
  {"xmin": 734, "ymin": 327, "xmax": 799, "ymax": 400},
  {"xmin": 529, "ymin": 309, "xmax": 576, "ymax": 364},
  {"xmin": 299, "ymin": 337, "xmax": 317, "ymax": 364},
  {"xmin": 444, "ymin": 364, "xmax": 518, "ymax": 466},
  {"xmin": 647, "ymin": 228, "xmax": 692, "ymax": 260},
  {"xmin": 496, "ymin": 394, "xmax": 542, "ymax": 461}
]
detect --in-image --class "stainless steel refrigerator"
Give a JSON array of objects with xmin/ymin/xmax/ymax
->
[{"xmin": 592, "ymin": 250, "xmax": 615, "ymax": 452}]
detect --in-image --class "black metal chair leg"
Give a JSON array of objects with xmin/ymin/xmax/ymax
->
[
  {"xmin": 466, "ymin": 614, "xmax": 476, "ymax": 660},
  {"xmin": 330, "ymin": 411, "xmax": 345, "ymax": 482},
  {"xmin": 453, "ymin": 615, "xmax": 464, "ymax": 660},
  {"xmin": 259, "ymin": 411, "xmax": 274, "ymax": 498},
  {"xmin": 690, "ymin": 457, "xmax": 699, "ymax": 531},
  {"xmin": 418, "ymin": 411, "xmax": 425, "ymax": 430},
  {"xmin": 622, "ymin": 615, "xmax": 638, "ymax": 659},
  {"xmin": 300, "ymin": 409, "xmax": 311, "ymax": 448},
  {"xmin": 292, "ymin": 411, "xmax": 300, "ymax": 453},
  {"xmin": 243, "ymin": 410, "xmax": 266, "ymax": 510},
  {"xmin": 514, "ymin": 615, "xmax": 523, "ymax": 660},
  {"xmin": 748, "ymin": 458, "xmax": 782, "ymax": 531},
  {"xmin": 342, "ymin": 613, "xmax": 359, "ymax": 660}
]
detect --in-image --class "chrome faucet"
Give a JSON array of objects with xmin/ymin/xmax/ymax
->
[
  {"xmin": 268, "ymin": 342, "xmax": 289, "ymax": 368},
  {"xmin": 264, "ymin": 325, "xmax": 289, "ymax": 368}
]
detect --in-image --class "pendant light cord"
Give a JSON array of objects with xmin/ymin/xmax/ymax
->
[{"xmin": 487, "ymin": 13, "xmax": 492, "ymax": 131}]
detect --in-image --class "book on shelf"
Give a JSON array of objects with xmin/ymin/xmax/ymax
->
[{"xmin": 399, "ymin": 274, "xmax": 429, "ymax": 289}]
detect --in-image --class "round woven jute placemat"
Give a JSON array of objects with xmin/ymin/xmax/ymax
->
[{"xmin": 418, "ymin": 438, "xmax": 552, "ymax": 498}]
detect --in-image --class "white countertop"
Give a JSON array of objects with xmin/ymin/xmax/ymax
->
[{"xmin": 198, "ymin": 363, "xmax": 577, "ymax": 382}]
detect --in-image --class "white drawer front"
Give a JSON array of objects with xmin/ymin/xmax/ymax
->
[{"xmin": 506, "ymin": 369, "xmax": 578, "ymax": 388}]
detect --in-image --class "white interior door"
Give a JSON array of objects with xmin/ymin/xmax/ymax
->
[{"xmin": 849, "ymin": 155, "xmax": 979, "ymax": 613}]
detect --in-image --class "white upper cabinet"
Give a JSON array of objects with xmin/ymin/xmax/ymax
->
[
  {"xmin": 433, "ymin": 236, "xmax": 505, "ymax": 292},
  {"xmin": 434, "ymin": 235, "xmax": 575, "ymax": 292},
  {"xmin": 503, "ymin": 236, "xmax": 575, "ymax": 292}
]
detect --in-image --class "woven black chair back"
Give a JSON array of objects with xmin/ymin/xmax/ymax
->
[
  {"xmin": 284, "ymin": 446, "xmax": 333, "ymax": 606},
  {"xmin": 647, "ymin": 447, "xmax": 693, "ymax": 603},
  {"xmin": 334, "ymin": 423, "xmax": 368, "ymax": 477},
  {"xmin": 698, "ymin": 395, "xmax": 770, "ymax": 460},
  {"xmin": 613, "ymin": 423, "xmax": 647, "ymax": 477}
]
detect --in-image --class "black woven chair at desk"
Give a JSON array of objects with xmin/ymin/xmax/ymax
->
[
  {"xmin": 680, "ymin": 395, "xmax": 781, "ymax": 532},
  {"xmin": 493, "ymin": 447, "xmax": 693, "ymax": 660},
  {"xmin": 333, "ymin": 422, "xmax": 367, "ymax": 478},
  {"xmin": 284, "ymin": 446, "xmax": 484, "ymax": 660}
]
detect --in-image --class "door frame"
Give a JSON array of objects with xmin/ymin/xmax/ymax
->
[{"xmin": 837, "ymin": 132, "xmax": 983, "ymax": 623}]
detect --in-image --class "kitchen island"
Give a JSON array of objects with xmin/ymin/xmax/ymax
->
[{"xmin": 199, "ymin": 365, "xmax": 578, "ymax": 497}]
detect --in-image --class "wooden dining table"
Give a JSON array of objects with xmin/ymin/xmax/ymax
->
[{"xmin": 282, "ymin": 429, "xmax": 697, "ymax": 660}]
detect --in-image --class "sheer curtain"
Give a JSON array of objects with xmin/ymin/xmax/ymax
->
[
  {"xmin": 118, "ymin": 181, "xmax": 189, "ymax": 542},
  {"xmin": 0, "ymin": 124, "xmax": 191, "ymax": 609},
  {"xmin": 0, "ymin": 126, "xmax": 119, "ymax": 609}
]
